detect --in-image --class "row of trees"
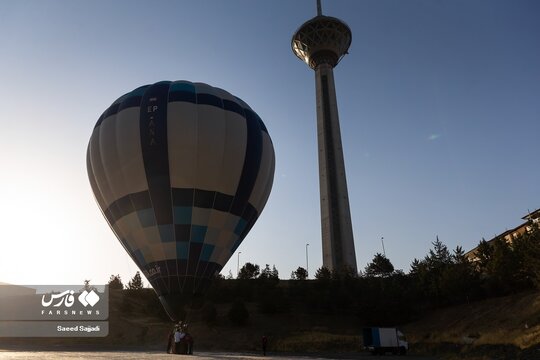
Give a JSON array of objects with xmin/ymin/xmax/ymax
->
[
  {"xmin": 407, "ymin": 222, "xmax": 540, "ymax": 305},
  {"xmin": 105, "ymin": 223, "xmax": 540, "ymax": 302},
  {"xmin": 101, "ymin": 222, "xmax": 539, "ymax": 326},
  {"xmin": 107, "ymin": 271, "xmax": 144, "ymax": 290},
  {"xmin": 204, "ymin": 222, "xmax": 540, "ymax": 325}
]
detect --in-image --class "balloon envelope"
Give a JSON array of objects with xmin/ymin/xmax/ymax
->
[{"xmin": 87, "ymin": 81, "xmax": 275, "ymax": 320}]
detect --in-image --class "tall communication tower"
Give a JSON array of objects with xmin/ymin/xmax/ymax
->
[{"xmin": 291, "ymin": 0, "xmax": 357, "ymax": 272}]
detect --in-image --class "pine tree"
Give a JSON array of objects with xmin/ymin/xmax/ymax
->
[
  {"xmin": 291, "ymin": 267, "xmax": 308, "ymax": 280},
  {"xmin": 127, "ymin": 271, "xmax": 143, "ymax": 290},
  {"xmin": 426, "ymin": 236, "xmax": 452, "ymax": 269},
  {"xmin": 364, "ymin": 253, "xmax": 395, "ymax": 277},
  {"xmin": 238, "ymin": 263, "xmax": 260, "ymax": 279},
  {"xmin": 490, "ymin": 237, "xmax": 520, "ymax": 293},
  {"xmin": 514, "ymin": 223, "xmax": 540, "ymax": 287},
  {"xmin": 108, "ymin": 274, "xmax": 124, "ymax": 290},
  {"xmin": 271, "ymin": 265, "xmax": 279, "ymax": 279},
  {"xmin": 475, "ymin": 239, "xmax": 493, "ymax": 273},
  {"xmin": 315, "ymin": 267, "xmax": 331, "ymax": 280}
]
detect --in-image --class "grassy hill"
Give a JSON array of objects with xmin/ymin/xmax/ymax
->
[{"xmin": 403, "ymin": 290, "xmax": 540, "ymax": 359}]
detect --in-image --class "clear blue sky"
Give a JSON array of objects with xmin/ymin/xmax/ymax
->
[{"xmin": 0, "ymin": 0, "xmax": 538, "ymax": 285}]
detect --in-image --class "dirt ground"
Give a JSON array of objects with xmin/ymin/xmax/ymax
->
[{"xmin": 0, "ymin": 349, "xmax": 438, "ymax": 360}]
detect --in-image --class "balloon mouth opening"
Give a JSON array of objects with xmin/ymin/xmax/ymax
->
[
  {"xmin": 157, "ymin": 277, "xmax": 212, "ymax": 321},
  {"xmin": 159, "ymin": 293, "xmax": 206, "ymax": 322},
  {"xmin": 159, "ymin": 295, "xmax": 186, "ymax": 322}
]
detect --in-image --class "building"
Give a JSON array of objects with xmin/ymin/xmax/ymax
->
[{"xmin": 465, "ymin": 208, "xmax": 540, "ymax": 262}]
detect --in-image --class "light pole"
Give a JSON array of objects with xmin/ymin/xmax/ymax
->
[
  {"xmin": 306, "ymin": 243, "xmax": 310, "ymax": 278},
  {"xmin": 237, "ymin": 251, "xmax": 242, "ymax": 278},
  {"xmin": 381, "ymin": 237, "xmax": 386, "ymax": 257}
]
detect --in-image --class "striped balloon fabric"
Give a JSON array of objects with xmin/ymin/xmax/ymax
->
[{"xmin": 87, "ymin": 81, "xmax": 275, "ymax": 320}]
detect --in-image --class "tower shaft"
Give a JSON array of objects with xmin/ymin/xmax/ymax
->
[
  {"xmin": 315, "ymin": 63, "xmax": 357, "ymax": 272},
  {"xmin": 292, "ymin": 4, "xmax": 357, "ymax": 273}
]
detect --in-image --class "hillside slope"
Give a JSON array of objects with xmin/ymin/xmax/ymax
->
[
  {"xmin": 2, "ymin": 288, "xmax": 540, "ymax": 358},
  {"xmin": 404, "ymin": 290, "xmax": 540, "ymax": 350}
]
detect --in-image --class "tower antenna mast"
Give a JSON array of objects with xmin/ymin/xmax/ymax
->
[{"xmin": 317, "ymin": 0, "xmax": 322, "ymax": 16}]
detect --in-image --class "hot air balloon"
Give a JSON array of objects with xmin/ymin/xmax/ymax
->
[{"xmin": 87, "ymin": 80, "xmax": 275, "ymax": 321}]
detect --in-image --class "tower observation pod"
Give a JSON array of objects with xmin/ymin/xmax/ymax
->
[{"xmin": 292, "ymin": 1, "xmax": 357, "ymax": 273}]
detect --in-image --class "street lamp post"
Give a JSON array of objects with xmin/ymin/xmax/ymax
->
[
  {"xmin": 237, "ymin": 251, "xmax": 242, "ymax": 278},
  {"xmin": 381, "ymin": 237, "xmax": 386, "ymax": 257},
  {"xmin": 306, "ymin": 243, "xmax": 310, "ymax": 278}
]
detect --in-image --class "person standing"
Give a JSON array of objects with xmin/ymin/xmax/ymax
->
[
  {"xmin": 261, "ymin": 335, "xmax": 268, "ymax": 356},
  {"xmin": 174, "ymin": 325, "xmax": 185, "ymax": 354}
]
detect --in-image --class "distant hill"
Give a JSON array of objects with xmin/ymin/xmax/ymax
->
[{"xmin": 0, "ymin": 283, "xmax": 36, "ymax": 298}]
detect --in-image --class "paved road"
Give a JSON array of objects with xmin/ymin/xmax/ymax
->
[{"xmin": 0, "ymin": 350, "xmax": 439, "ymax": 359}]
